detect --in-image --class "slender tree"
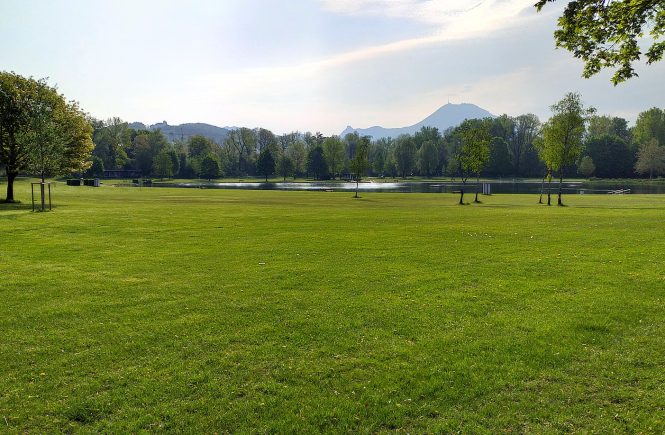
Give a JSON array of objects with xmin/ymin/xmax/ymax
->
[
  {"xmin": 540, "ymin": 92, "xmax": 593, "ymax": 206},
  {"xmin": 456, "ymin": 119, "xmax": 492, "ymax": 204},
  {"xmin": 635, "ymin": 139, "xmax": 665, "ymax": 179},
  {"xmin": 350, "ymin": 137, "xmax": 370, "ymax": 198}
]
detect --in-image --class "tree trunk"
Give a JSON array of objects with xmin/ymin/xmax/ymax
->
[
  {"xmin": 459, "ymin": 187, "xmax": 464, "ymax": 205},
  {"xmin": 474, "ymin": 175, "xmax": 480, "ymax": 203},
  {"xmin": 547, "ymin": 178, "xmax": 551, "ymax": 206},
  {"xmin": 557, "ymin": 173, "xmax": 563, "ymax": 206},
  {"xmin": 5, "ymin": 171, "xmax": 17, "ymax": 202},
  {"xmin": 539, "ymin": 174, "xmax": 545, "ymax": 204},
  {"xmin": 355, "ymin": 180, "xmax": 359, "ymax": 198}
]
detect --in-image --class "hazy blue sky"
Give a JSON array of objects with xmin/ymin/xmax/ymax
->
[{"xmin": 2, "ymin": 0, "xmax": 664, "ymax": 135}]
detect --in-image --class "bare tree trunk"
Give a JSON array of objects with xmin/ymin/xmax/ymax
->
[
  {"xmin": 547, "ymin": 178, "xmax": 552, "ymax": 206},
  {"xmin": 355, "ymin": 179, "xmax": 359, "ymax": 198},
  {"xmin": 459, "ymin": 182, "xmax": 465, "ymax": 205},
  {"xmin": 539, "ymin": 173, "xmax": 546, "ymax": 204},
  {"xmin": 5, "ymin": 170, "xmax": 17, "ymax": 202},
  {"xmin": 474, "ymin": 175, "xmax": 480, "ymax": 203},
  {"xmin": 557, "ymin": 173, "xmax": 564, "ymax": 206}
]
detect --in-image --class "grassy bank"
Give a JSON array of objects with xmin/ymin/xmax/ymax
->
[{"xmin": 1, "ymin": 182, "xmax": 664, "ymax": 432}]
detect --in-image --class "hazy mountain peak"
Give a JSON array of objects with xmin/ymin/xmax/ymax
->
[{"xmin": 341, "ymin": 102, "xmax": 494, "ymax": 139}]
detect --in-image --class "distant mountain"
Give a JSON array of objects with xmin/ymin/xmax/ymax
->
[
  {"xmin": 129, "ymin": 121, "xmax": 230, "ymax": 144},
  {"xmin": 340, "ymin": 103, "xmax": 495, "ymax": 139}
]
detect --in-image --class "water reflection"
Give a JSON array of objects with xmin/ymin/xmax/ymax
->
[{"xmin": 153, "ymin": 180, "xmax": 665, "ymax": 194}]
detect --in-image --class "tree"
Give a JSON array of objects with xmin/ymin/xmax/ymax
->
[
  {"xmin": 256, "ymin": 148, "xmax": 275, "ymax": 182},
  {"xmin": 509, "ymin": 114, "xmax": 540, "ymax": 177},
  {"xmin": 536, "ymin": 0, "xmax": 665, "ymax": 84},
  {"xmin": 577, "ymin": 155, "xmax": 596, "ymax": 178},
  {"xmin": 485, "ymin": 137, "xmax": 512, "ymax": 177},
  {"xmin": 417, "ymin": 140, "xmax": 438, "ymax": 177},
  {"xmin": 632, "ymin": 108, "xmax": 665, "ymax": 149},
  {"xmin": 85, "ymin": 155, "xmax": 104, "ymax": 177},
  {"xmin": 634, "ymin": 139, "xmax": 665, "ymax": 179},
  {"xmin": 188, "ymin": 135, "xmax": 215, "ymax": 158},
  {"xmin": 323, "ymin": 136, "xmax": 345, "ymax": 179},
  {"xmin": 276, "ymin": 154, "xmax": 294, "ymax": 181},
  {"xmin": 540, "ymin": 92, "xmax": 593, "ymax": 206},
  {"xmin": 456, "ymin": 119, "xmax": 492, "ymax": 204},
  {"xmin": 0, "ymin": 72, "xmax": 93, "ymax": 202},
  {"xmin": 393, "ymin": 135, "xmax": 416, "ymax": 178},
  {"xmin": 349, "ymin": 137, "xmax": 370, "ymax": 198},
  {"xmin": 152, "ymin": 151, "xmax": 174, "ymax": 179},
  {"xmin": 584, "ymin": 135, "xmax": 633, "ymax": 178},
  {"xmin": 199, "ymin": 154, "xmax": 220, "ymax": 180},
  {"xmin": 307, "ymin": 145, "xmax": 327, "ymax": 180},
  {"xmin": 286, "ymin": 140, "xmax": 307, "ymax": 178}
]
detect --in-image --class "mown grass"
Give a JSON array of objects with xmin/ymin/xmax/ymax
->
[{"xmin": 1, "ymin": 181, "xmax": 664, "ymax": 432}]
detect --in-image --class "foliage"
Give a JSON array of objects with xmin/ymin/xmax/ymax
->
[
  {"xmin": 456, "ymin": 118, "xmax": 492, "ymax": 180},
  {"xmin": 540, "ymin": 92, "xmax": 594, "ymax": 205},
  {"xmin": 85, "ymin": 155, "xmax": 104, "ymax": 177},
  {"xmin": 577, "ymin": 155, "xmax": 595, "ymax": 178},
  {"xmin": 276, "ymin": 154, "xmax": 295, "ymax": 181},
  {"xmin": 417, "ymin": 140, "xmax": 438, "ymax": 177},
  {"xmin": 256, "ymin": 148, "xmax": 275, "ymax": 182},
  {"xmin": 632, "ymin": 107, "xmax": 665, "ymax": 148},
  {"xmin": 0, "ymin": 71, "xmax": 93, "ymax": 201},
  {"xmin": 152, "ymin": 151, "xmax": 175, "ymax": 179},
  {"xmin": 393, "ymin": 135, "xmax": 416, "ymax": 178},
  {"xmin": 536, "ymin": 0, "xmax": 665, "ymax": 84},
  {"xmin": 634, "ymin": 139, "xmax": 665, "ymax": 179},
  {"xmin": 322, "ymin": 136, "xmax": 345, "ymax": 179},
  {"xmin": 584, "ymin": 134, "xmax": 633, "ymax": 178},
  {"xmin": 199, "ymin": 153, "xmax": 220, "ymax": 180},
  {"xmin": 307, "ymin": 145, "xmax": 327, "ymax": 180},
  {"xmin": 188, "ymin": 135, "xmax": 215, "ymax": 158}
]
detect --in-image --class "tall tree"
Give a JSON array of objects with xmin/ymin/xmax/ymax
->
[
  {"xmin": 199, "ymin": 154, "xmax": 220, "ymax": 180},
  {"xmin": 540, "ymin": 92, "xmax": 594, "ymax": 205},
  {"xmin": 323, "ymin": 136, "xmax": 345, "ymax": 179},
  {"xmin": 417, "ymin": 140, "xmax": 439, "ymax": 177},
  {"xmin": 307, "ymin": 145, "xmax": 327, "ymax": 180},
  {"xmin": 256, "ymin": 148, "xmax": 275, "ymax": 182},
  {"xmin": 632, "ymin": 107, "xmax": 665, "ymax": 148},
  {"xmin": 634, "ymin": 139, "xmax": 665, "ymax": 179},
  {"xmin": 1, "ymin": 72, "xmax": 93, "ymax": 202},
  {"xmin": 536, "ymin": 0, "xmax": 665, "ymax": 84},
  {"xmin": 509, "ymin": 114, "xmax": 540, "ymax": 177},
  {"xmin": 584, "ymin": 135, "xmax": 633, "ymax": 178},
  {"xmin": 286, "ymin": 140, "xmax": 307, "ymax": 178},
  {"xmin": 456, "ymin": 118, "xmax": 492, "ymax": 204},
  {"xmin": 349, "ymin": 136, "xmax": 370, "ymax": 198},
  {"xmin": 393, "ymin": 135, "xmax": 416, "ymax": 178},
  {"xmin": 152, "ymin": 151, "xmax": 174, "ymax": 179}
]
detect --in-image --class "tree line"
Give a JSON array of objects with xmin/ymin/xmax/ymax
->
[
  {"xmin": 86, "ymin": 102, "xmax": 665, "ymax": 185},
  {"xmin": 3, "ymin": 70, "xmax": 665, "ymax": 205}
]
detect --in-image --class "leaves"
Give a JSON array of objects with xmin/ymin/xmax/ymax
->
[{"xmin": 536, "ymin": 0, "xmax": 665, "ymax": 84}]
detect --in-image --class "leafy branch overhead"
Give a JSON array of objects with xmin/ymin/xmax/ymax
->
[{"xmin": 535, "ymin": 0, "xmax": 665, "ymax": 84}]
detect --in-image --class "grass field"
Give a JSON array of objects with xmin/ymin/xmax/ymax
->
[{"xmin": 1, "ymin": 181, "xmax": 664, "ymax": 432}]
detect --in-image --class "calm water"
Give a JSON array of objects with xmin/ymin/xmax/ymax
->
[{"xmin": 152, "ymin": 180, "xmax": 665, "ymax": 194}]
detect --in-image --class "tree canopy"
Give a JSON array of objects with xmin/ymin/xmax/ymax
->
[
  {"xmin": 0, "ymin": 71, "xmax": 93, "ymax": 201},
  {"xmin": 536, "ymin": 0, "xmax": 665, "ymax": 84}
]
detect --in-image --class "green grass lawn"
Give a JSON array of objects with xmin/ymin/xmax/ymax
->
[{"xmin": 1, "ymin": 181, "xmax": 664, "ymax": 432}]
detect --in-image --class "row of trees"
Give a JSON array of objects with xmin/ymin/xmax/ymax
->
[{"xmin": 87, "ymin": 104, "xmax": 665, "ymax": 187}]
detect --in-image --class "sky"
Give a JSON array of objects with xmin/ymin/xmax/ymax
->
[{"xmin": 1, "ymin": 0, "xmax": 664, "ymax": 135}]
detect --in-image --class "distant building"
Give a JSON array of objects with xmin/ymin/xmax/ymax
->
[{"xmin": 103, "ymin": 169, "xmax": 142, "ymax": 179}]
